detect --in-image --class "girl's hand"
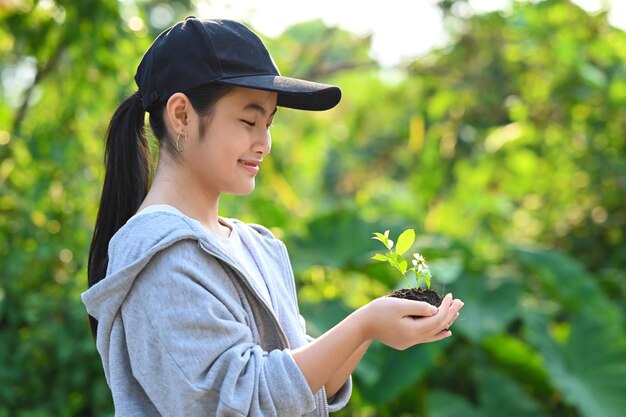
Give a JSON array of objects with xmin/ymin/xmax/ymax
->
[
  {"xmin": 356, "ymin": 294, "xmax": 464, "ymax": 350},
  {"xmin": 290, "ymin": 293, "xmax": 464, "ymax": 394}
]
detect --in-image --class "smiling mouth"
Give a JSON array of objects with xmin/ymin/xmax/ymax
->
[{"xmin": 238, "ymin": 159, "xmax": 258, "ymax": 167}]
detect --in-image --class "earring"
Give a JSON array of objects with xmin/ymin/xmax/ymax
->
[{"xmin": 176, "ymin": 132, "xmax": 188, "ymax": 153}]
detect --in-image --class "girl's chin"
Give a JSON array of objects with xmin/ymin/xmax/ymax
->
[{"xmin": 228, "ymin": 183, "xmax": 256, "ymax": 196}]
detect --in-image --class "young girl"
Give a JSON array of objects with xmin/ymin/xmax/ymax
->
[{"xmin": 82, "ymin": 16, "xmax": 464, "ymax": 417}]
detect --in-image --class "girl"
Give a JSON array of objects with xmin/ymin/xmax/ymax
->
[{"xmin": 83, "ymin": 16, "xmax": 464, "ymax": 417}]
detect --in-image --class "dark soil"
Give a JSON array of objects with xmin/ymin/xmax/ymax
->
[
  {"xmin": 388, "ymin": 287, "xmax": 443, "ymax": 308},
  {"xmin": 389, "ymin": 288, "xmax": 448, "ymax": 328}
]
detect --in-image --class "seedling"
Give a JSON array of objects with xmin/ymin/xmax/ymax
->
[{"xmin": 371, "ymin": 229, "xmax": 432, "ymax": 289}]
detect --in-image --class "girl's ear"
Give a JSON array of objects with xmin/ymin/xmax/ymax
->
[{"xmin": 165, "ymin": 93, "xmax": 193, "ymax": 133}]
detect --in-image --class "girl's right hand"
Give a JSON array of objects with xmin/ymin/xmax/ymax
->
[{"xmin": 356, "ymin": 294, "xmax": 463, "ymax": 350}]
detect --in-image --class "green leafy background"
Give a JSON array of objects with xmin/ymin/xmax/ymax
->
[{"xmin": 1, "ymin": 0, "xmax": 625, "ymax": 416}]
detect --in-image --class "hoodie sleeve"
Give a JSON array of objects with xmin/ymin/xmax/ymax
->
[
  {"xmin": 301, "ymin": 316, "xmax": 352, "ymax": 412},
  {"xmin": 120, "ymin": 240, "xmax": 316, "ymax": 417}
]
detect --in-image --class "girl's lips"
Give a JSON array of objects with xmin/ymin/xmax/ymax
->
[{"xmin": 238, "ymin": 159, "xmax": 261, "ymax": 175}]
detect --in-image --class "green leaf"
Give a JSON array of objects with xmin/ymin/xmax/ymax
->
[
  {"xmin": 429, "ymin": 369, "xmax": 551, "ymax": 417},
  {"xmin": 514, "ymin": 248, "xmax": 621, "ymax": 321},
  {"xmin": 372, "ymin": 232, "xmax": 386, "ymax": 242},
  {"xmin": 387, "ymin": 251, "xmax": 401, "ymax": 269},
  {"xmin": 389, "ymin": 252, "xmax": 408, "ymax": 275},
  {"xmin": 398, "ymin": 258, "xmax": 407, "ymax": 275},
  {"xmin": 481, "ymin": 334, "xmax": 551, "ymax": 393},
  {"xmin": 454, "ymin": 274, "xmax": 523, "ymax": 342},
  {"xmin": 289, "ymin": 209, "xmax": 382, "ymax": 271},
  {"xmin": 428, "ymin": 390, "xmax": 480, "ymax": 417},
  {"xmin": 479, "ymin": 369, "xmax": 551, "ymax": 417},
  {"xmin": 579, "ymin": 62, "xmax": 607, "ymax": 88},
  {"xmin": 525, "ymin": 312, "xmax": 626, "ymax": 417},
  {"xmin": 371, "ymin": 253, "xmax": 388, "ymax": 262},
  {"xmin": 356, "ymin": 342, "xmax": 443, "ymax": 403},
  {"xmin": 389, "ymin": 262, "xmax": 404, "ymax": 276},
  {"xmin": 395, "ymin": 228, "xmax": 415, "ymax": 256},
  {"xmin": 372, "ymin": 231, "xmax": 391, "ymax": 250}
]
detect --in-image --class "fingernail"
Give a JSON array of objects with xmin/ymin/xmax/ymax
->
[{"xmin": 430, "ymin": 305, "xmax": 438, "ymax": 314}]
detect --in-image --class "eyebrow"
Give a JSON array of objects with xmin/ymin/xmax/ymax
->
[{"xmin": 243, "ymin": 102, "xmax": 278, "ymax": 117}]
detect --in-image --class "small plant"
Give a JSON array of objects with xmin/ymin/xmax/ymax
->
[{"xmin": 371, "ymin": 229, "xmax": 432, "ymax": 289}]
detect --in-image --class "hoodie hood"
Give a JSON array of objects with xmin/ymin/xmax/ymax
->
[
  {"xmin": 84, "ymin": 212, "xmax": 200, "ymax": 321},
  {"xmin": 81, "ymin": 209, "xmax": 282, "ymax": 379}
]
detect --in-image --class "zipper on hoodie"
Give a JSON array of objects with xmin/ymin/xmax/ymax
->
[{"xmin": 198, "ymin": 241, "xmax": 291, "ymax": 349}]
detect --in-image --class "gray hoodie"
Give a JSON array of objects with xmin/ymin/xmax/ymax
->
[{"xmin": 82, "ymin": 210, "xmax": 351, "ymax": 416}]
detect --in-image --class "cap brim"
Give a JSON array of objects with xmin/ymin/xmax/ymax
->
[{"xmin": 216, "ymin": 75, "xmax": 341, "ymax": 111}]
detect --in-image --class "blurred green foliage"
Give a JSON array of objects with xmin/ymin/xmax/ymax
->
[{"xmin": 1, "ymin": 0, "xmax": 625, "ymax": 416}]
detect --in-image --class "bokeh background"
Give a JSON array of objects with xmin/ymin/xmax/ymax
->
[{"xmin": 1, "ymin": 0, "xmax": 625, "ymax": 416}]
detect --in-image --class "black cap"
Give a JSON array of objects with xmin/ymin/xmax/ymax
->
[{"xmin": 135, "ymin": 16, "xmax": 342, "ymax": 112}]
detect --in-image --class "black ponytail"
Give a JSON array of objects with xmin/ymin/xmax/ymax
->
[
  {"xmin": 87, "ymin": 92, "xmax": 150, "ymax": 337},
  {"xmin": 87, "ymin": 84, "xmax": 235, "ymax": 338}
]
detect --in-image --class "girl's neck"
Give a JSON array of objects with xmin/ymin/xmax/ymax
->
[{"xmin": 138, "ymin": 164, "xmax": 231, "ymax": 238}]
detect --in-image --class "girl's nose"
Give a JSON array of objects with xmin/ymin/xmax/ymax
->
[{"xmin": 253, "ymin": 130, "xmax": 272, "ymax": 156}]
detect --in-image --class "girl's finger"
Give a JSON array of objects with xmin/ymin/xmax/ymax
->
[
  {"xmin": 395, "ymin": 298, "xmax": 439, "ymax": 317},
  {"xmin": 445, "ymin": 312, "xmax": 460, "ymax": 329},
  {"xmin": 443, "ymin": 300, "xmax": 464, "ymax": 329},
  {"xmin": 436, "ymin": 293, "xmax": 453, "ymax": 313},
  {"xmin": 404, "ymin": 294, "xmax": 455, "ymax": 334},
  {"xmin": 430, "ymin": 329, "xmax": 453, "ymax": 342}
]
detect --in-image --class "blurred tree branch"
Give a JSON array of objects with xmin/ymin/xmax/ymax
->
[{"xmin": 12, "ymin": 34, "xmax": 67, "ymax": 135}]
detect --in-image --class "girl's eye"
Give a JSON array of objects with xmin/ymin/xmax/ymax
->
[{"xmin": 241, "ymin": 119, "xmax": 273, "ymax": 129}]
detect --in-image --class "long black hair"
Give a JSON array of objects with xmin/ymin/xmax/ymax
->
[{"xmin": 87, "ymin": 84, "xmax": 234, "ymax": 337}]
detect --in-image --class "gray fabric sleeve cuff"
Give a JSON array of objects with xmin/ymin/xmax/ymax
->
[
  {"xmin": 326, "ymin": 375, "xmax": 353, "ymax": 412},
  {"xmin": 265, "ymin": 349, "xmax": 316, "ymax": 415}
]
